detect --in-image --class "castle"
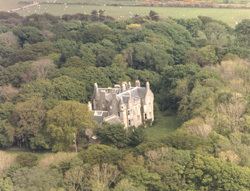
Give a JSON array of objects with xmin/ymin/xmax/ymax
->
[{"xmin": 89, "ymin": 80, "xmax": 154, "ymax": 128}]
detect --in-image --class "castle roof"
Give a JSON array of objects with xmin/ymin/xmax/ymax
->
[{"xmin": 117, "ymin": 87, "xmax": 146, "ymax": 104}]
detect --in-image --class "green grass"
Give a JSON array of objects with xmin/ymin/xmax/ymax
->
[
  {"xmin": 145, "ymin": 112, "xmax": 181, "ymax": 141},
  {"xmin": 1, "ymin": 0, "xmax": 250, "ymax": 26},
  {"xmin": 15, "ymin": 4, "xmax": 250, "ymax": 26}
]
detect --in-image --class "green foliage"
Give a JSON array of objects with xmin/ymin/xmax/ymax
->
[
  {"xmin": 79, "ymin": 144, "xmax": 122, "ymax": 165},
  {"xmin": 125, "ymin": 165, "xmax": 161, "ymax": 190},
  {"xmin": 82, "ymin": 23, "xmax": 113, "ymax": 43},
  {"xmin": 184, "ymin": 154, "xmax": 250, "ymax": 190},
  {"xmin": 46, "ymin": 101, "xmax": 95, "ymax": 151},
  {"xmin": 113, "ymin": 179, "xmax": 146, "ymax": 191},
  {"xmin": 13, "ymin": 26, "xmax": 45, "ymax": 47},
  {"xmin": 11, "ymin": 167, "xmax": 63, "ymax": 191},
  {"xmin": 16, "ymin": 153, "xmax": 38, "ymax": 167},
  {"xmin": 97, "ymin": 124, "xmax": 145, "ymax": 148},
  {"xmin": 52, "ymin": 76, "xmax": 87, "ymax": 102},
  {"xmin": 235, "ymin": 19, "xmax": 250, "ymax": 47},
  {"xmin": 0, "ymin": 120, "xmax": 14, "ymax": 148},
  {"xmin": 163, "ymin": 129, "xmax": 208, "ymax": 150},
  {"xmin": 13, "ymin": 96, "xmax": 47, "ymax": 149},
  {"xmin": 1, "ymin": 12, "xmax": 250, "ymax": 191},
  {"xmin": 0, "ymin": 177, "xmax": 13, "ymax": 191},
  {"xmin": 97, "ymin": 124, "xmax": 130, "ymax": 148}
]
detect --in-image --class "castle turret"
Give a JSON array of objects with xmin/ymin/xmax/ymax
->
[
  {"xmin": 128, "ymin": 81, "xmax": 132, "ymax": 89},
  {"xmin": 146, "ymin": 81, "xmax": 150, "ymax": 91},
  {"xmin": 93, "ymin": 83, "xmax": 99, "ymax": 110},
  {"xmin": 119, "ymin": 98, "xmax": 128, "ymax": 128},
  {"xmin": 94, "ymin": 83, "xmax": 99, "ymax": 97},
  {"xmin": 122, "ymin": 82, "xmax": 127, "ymax": 92},
  {"xmin": 135, "ymin": 80, "xmax": 141, "ymax": 87}
]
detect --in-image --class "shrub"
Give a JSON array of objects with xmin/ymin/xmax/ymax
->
[
  {"xmin": 16, "ymin": 153, "xmax": 38, "ymax": 167},
  {"xmin": 163, "ymin": 130, "xmax": 208, "ymax": 150},
  {"xmin": 97, "ymin": 124, "xmax": 145, "ymax": 148},
  {"xmin": 78, "ymin": 144, "xmax": 122, "ymax": 165}
]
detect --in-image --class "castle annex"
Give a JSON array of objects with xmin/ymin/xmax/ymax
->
[{"xmin": 89, "ymin": 80, "xmax": 154, "ymax": 128}]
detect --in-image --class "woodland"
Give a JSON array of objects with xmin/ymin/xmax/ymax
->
[{"xmin": 0, "ymin": 10, "xmax": 250, "ymax": 190}]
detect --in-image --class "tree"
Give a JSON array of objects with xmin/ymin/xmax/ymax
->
[
  {"xmin": 97, "ymin": 124, "xmax": 145, "ymax": 148},
  {"xmin": 46, "ymin": 101, "xmax": 95, "ymax": 151},
  {"xmin": 11, "ymin": 167, "xmax": 63, "ymax": 191},
  {"xmin": 79, "ymin": 144, "xmax": 122, "ymax": 165},
  {"xmin": 184, "ymin": 154, "xmax": 250, "ymax": 190},
  {"xmin": 186, "ymin": 46, "xmax": 218, "ymax": 67},
  {"xmin": 235, "ymin": 19, "xmax": 250, "ymax": 47},
  {"xmin": 0, "ymin": 177, "xmax": 13, "ymax": 191},
  {"xmin": 97, "ymin": 124, "xmax": 130, "ymax": 148},
  {"xmin": 114, "ymin": 179, "xmax": 146, "ymax": 191},
  {"xmin": 125, "ymin": 165, "xmax": 161, "ymax": 190},
  {"xmin": 90, "ymin": 163, "xmax": 119, "ymax": 191},
  {"xmin": 0, "ymin": 120, "xmax": 14, "ymax": 148},
  {"xmin": 13, "ymin": 96, "xmax": 46, "ymax": 149},
  {"xmin": 54, "ymin": 39, "xmax": 79, "ymax": 63},
  {"xmin": 13, "ymin": 26, "xmax": 45, "ymax": 47},
  {"xmin": 64, "ymin": 165, "xmax": 92, "ymax": 191},
  {"xmin": 82, "ymin": 23, "xmax": 112, "ymax": 43},
  {"xmin": 148, "ymin": 11, "xmax": 159, "ymax": 21},
  {"xmin": 51, "ymin": 76, "xmax": 87, "ymax": 102}
]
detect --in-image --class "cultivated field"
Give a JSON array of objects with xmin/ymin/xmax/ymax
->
[
  {"xmin": 1, "ymin": 0, "xmax": 250, "ymax": 26},
  {"xmin": 0, "ymin": 0, "xmax": 23, "ymax": 10},
  {"xmin": 16, "ymin": 4, "xmax": 250, "ymax": 26}
]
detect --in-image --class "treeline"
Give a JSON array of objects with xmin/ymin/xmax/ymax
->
[{"xmin": 0, "ymin": 10, "xmax": 250, "ymax": 190}]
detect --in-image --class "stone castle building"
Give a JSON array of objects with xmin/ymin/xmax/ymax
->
[{"xmin": 89, "ymin": 80, "xmax": 154, "ymax": 128}]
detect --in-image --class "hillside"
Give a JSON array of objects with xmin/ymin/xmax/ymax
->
[{"xmin": 0, "ymin": 11, "xmax": 250, "ymax": 190}]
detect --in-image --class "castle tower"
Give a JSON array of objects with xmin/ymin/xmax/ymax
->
[
  {"xmin": 128, "ymin": 81, "xmax": 132, "ymax": 89},
  {"xmin": 119, "ymin": 98, "xmax": 128, "ymax": 128},
  {"xmin": 122, "ymin": 82, "xmax": 127, "ymax": 92},
  {"xmin": 135, "ymin": 80, "xmax": 141, "ymax": 87},
  {"xmin": 146, "ymin": 81, "xmax": 150, "ymax": 90},
  {"xmin": 93, "ymin": 83, "xmax": 99, "ymax": 110}
]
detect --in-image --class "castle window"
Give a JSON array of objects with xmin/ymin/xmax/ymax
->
[
  {"xmin": 127, "ymin": 110, "xmax": 130, "ymax": 115},
  {"xmin": 118, "ymin": 112, "xmax": 120, "ymax": 117},
  {"xmin": 145, "ymin": 113, "xmax": 147, "ymax": 120},
  {"xmin": 128, "ymin": 120, "xmax": 131, "ymax": 126}
]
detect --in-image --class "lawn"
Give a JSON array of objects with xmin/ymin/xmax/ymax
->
[
  {"xmin": 145, "ymin": 111, "xmax": 181, "ymax": 141},
  {"xmin": 15, "ymin": 4, "xmax": 250, "ymax": 26}
]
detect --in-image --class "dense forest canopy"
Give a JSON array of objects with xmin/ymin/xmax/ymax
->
[{"xmin": 0, "ymin": 10, "xmax": 250, "ymax": 190}]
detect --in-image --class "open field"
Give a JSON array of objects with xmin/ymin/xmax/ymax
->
[
  {"xmin": 14, "ymin": 4, "xmax": 250, "ymax": 26},
  {"xmin": 145, "ymin": 112, "xmax": 181, "ymax": 141},
  {"xmin": 0, "ymin": 0, "xmax": 23, "ymax": 10},
  {"xmin": 1, "ymin": 0, "xmax": 250, "ymax": 26}
]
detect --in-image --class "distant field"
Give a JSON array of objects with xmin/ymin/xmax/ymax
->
[
  {"xmin": 1, "ymin": 0, "xmax": 250, "ymax": 26},
  {"xmin": 0, "ymin": 0, "xmax": 22, "ymax": 10},
  {"xmin": 15, "ymin": 4, "xmax": 250, "ymax": 26}
]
